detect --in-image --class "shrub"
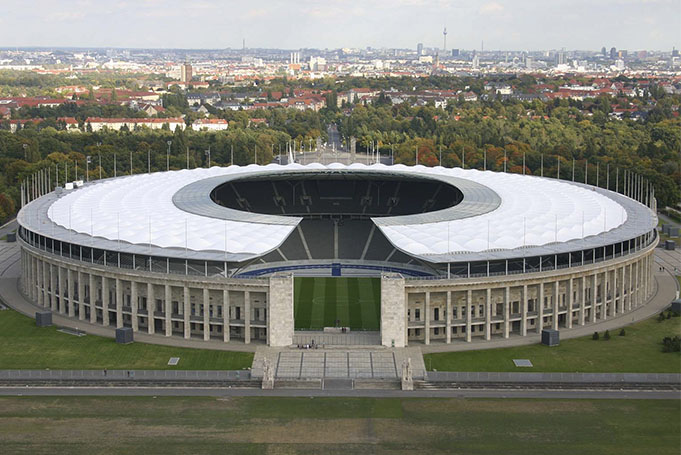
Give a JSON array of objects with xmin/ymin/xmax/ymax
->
[
  {"xmin": 592, "ymin": 332, "xmax": 599, "ymax": 340},
  {"xmin": 619, "ymin": 329, "xmax": 626, "ymax": 336},
  {"xmin": 662, "ymin": 336, "xmax": 681, "ymax": 353},
  {"xmin": 604, "ymin": 330, "xmax": 611, "ymax": 340},
  {"xmin": 657, "ymin": 312, "xmax": 666, "ymax": 322},
  {"xmin": 666, "ymin": 312, "xmax": 672, "ymax": 319}
]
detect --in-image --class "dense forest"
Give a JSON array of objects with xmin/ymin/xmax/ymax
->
[{"xmin": 335, "ymin": 97, "xmax": 680, "ymax": 207}]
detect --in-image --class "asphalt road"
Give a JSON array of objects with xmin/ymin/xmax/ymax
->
[
  {"xmin": 0, "ymin": 386, "xmax": 677, "ymax": 399},
  {"xmin": 0, "ymin": 219, "xmax": 17, "ymax": 238}
]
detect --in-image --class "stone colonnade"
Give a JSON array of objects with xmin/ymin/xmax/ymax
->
[
  {"xmin": 19, "ymin": 239, "xmax": 656, "ymax": 349},
  {"xmin": 20, "ymin": 244, "xmax": 276, "ymax": 345},
  {"xmin": 401, "ymin": 244, "xmax": 655, "ymax": 345}
]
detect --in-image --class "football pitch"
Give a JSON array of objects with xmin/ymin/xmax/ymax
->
[{"xmin": 294, "ymin": 277, "xmax": 381, "ymax": 330}]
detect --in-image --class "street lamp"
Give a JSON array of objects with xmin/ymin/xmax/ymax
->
[
  {"xmin": 166, "ymin": 140, "xmax": 172, "ymax": 171},
  {"xmin": 22, "ymin": 143, "xmax": 28, "ymax": 161},
  {"xmin": 97, "ymin": 142, "xmax": 102, "ymax": 180},
  {"xmin": 86, "ymin": 156, "xmax": 91, "ymax": 182},
  {"xmin": 205, "ymin": 146, "xmax": 211, "ymax": 168}
]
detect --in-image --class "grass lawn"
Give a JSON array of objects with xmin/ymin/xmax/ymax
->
[
  {"xmin": 0, "ymin": 396, "xmax": 678, "ymax": 454},
  {"xmin": 425, "ymin": 315, "xmax": 681, "ymax": 373},
  {"xmin": 294, "ymin": 277, "xmax": 380, "ymax": 330},
  {"xmin": 0, "ymin": 309, "xmax": 253, "ymax": 370}
]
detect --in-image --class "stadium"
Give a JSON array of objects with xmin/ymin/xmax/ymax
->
[{"xmin": 16, "ymin": 162, "xmax": 658, "ymax": 348}]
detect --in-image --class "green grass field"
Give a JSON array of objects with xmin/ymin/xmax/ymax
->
[
  {"xmin": 425, "ymin": 314, "xmax": 681, "ymax": 373},
  {"xmin": 294, "ymin": 277, "xmax": 381, "ymax": 330},
  {"xmin": 0, "ymin": 396, "xmax": 678, "ymax": 454},
  {"xmin": 0, "ymin": 309, "xmax": 253, "ymax": 370}
]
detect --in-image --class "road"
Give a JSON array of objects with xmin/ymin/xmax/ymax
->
[
  {"xmin": 0, "ymin": 386, "xmax": 677, "ymax": 399},
  {"xmin": 0, "ymin": 219, "xmax": 17, "ymax": 238}
]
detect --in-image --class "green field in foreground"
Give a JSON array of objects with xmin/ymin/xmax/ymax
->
[
  {"xmin": 0, "ymin": 309, "xmax": 253, "ymax": 370},
  {"xmin": 425, "ymin": 314, "xmax": 681, "ymax": 373},
  {"xmin": 294, "ymin": 277, "xmax": 381, "ymax": 330},
  {"xmin": 0, "ymin": 396, "xmax": 678, "ymax": 454}
]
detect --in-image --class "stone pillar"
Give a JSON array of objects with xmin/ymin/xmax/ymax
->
[
  {"xmin": 49, "ymin": 264, "xmax": 56, "ymax": 312},
  {"xmin": 521, "ymin": 284, "xmax": 528, "ymax": 336},
  {"xmin": 164, "ymin": 284, "xmax": 172, "ymax": 336},
  {"xmin": 223, "ymin": 289, "xmax": 230, "ymax": 342},
  {"xmin": 627, "ymin": 264, "xmax": 633, "ymax": 311},
  {"xmin": 636, "ymin": 259, "xmax": 642, "ymax": 307},
  {"xmin": 102, "ymin": 276, "xmax": 110, "ymax": 326},
  {"xmin": 623, "ymin": 264, "xmax": 628, "ymax": 312},
  {"xmin": 57, "ymin": 266, "xmax": 64, "ymax": 313},
  {"xmin": 28, "ymin": 255, "xmax": 34, "ymax": 301},
  {"xmin": 89, "ymin": 273, "xmax": 96, "ymax": 324},
  {"xmin": 645, "ymin": 255, "xmax": 650, "ymax": 299},
  {"xmin": 268, "ymin": 275, "xmax": 294, "ymax": 347},
  {"xmin": 203, "ymin": 288, "xmax": 210, "ymax": 341},
  {"xmin": 183, "ymin": 286, "xmax": 191, "ymax": 339},
  {"xmin": 41, "ymin": 261, "xmax": 48, "ymax": 307},
  {"xmin": 552, "ymin": 281, "xmax": 559, "ymax": 330},
  {"xmin": 42, "ymin": 261, "xmax": 49, "ymax": 308},
  {"xmin": 445, "ymin": 291, "xmax": 452, "ymax": 344},
  {"xmin": 566, "ymin": 278, "xmax": 573, "ymax": 329},
  {"xmin": 483, "ymin": 289, "xmax": 490, "ymax": 340},
  {"xmin": 503, "ymin": 286, "xmax": 510, "ymax": 338},
  {"xmin": 609, "ymin": 268, "xmax": 621, "ymax": 317},
  {"xmin": 147, "ymin": 283, "xmax": 155, "ymax": 335},
  {"xmin": 131, "ymin": 281, "xmax": 138, "ymax": 332},
  {"xmin": 115, "ymin": 278, "xmax": 123, "ymax": 327},
  {"xmin": 579, "ymin": 276, "xmax": 586, "ymax": 325},
  {"xmin": 35, "ymin": 257, "xmax": 41, "ymax": 303},
  {"xmin": 602, "ymin": 270, "xmax": 608, "ymax": 321},
  {"xmin": 244, "ymin": 290, "xmax": 251, "ymax": 344},
  {"xmin": 424, "ymin": 292, "xmax": 431, "ymax": 345},
  {"xmin": 537, "ymin": 283, "xmax": 544, "ymax": 333},
  {"xmin": 380, "ymin": 274, "xmax": 407, "ymax": 347},
  {"xmin": 67, "ymin": 269, "xmax": 75, "ymax": 317},
  {"xmin": 465, "ymin": 290, "xmax": 472, "ymax": 342},
  {"xmin": 27, "ymin": 255, "xmax": 34, "ymax": 300},
  {"xmin": 591, "ymin": 273, "xmax": 597, "ymax": 323},
  {"xmin": 78, "ymin": 271, "xmax": 85, "ymax": 321}
]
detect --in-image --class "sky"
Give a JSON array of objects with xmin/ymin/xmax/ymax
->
[{"xmin": 1, "ymin": 0, "xmax": 679, "ymax": 51}]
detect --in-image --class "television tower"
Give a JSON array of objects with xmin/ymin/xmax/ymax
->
[{"xmin": 443, "ymin": 27, "xmax": 447, "ymax": 51}]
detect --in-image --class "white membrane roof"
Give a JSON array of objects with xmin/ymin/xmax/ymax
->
[
  {"xmin": 373, "ymin": 165, "xmax": 627, "ymax": 255},
  {"xmin": 44, "ymin": 163, "xmax": 629, "ymax": 257}
]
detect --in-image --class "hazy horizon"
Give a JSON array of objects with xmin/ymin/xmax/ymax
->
[{"xmin": 1, "ymin": 0, "xmax": 679, "ymax": 52}]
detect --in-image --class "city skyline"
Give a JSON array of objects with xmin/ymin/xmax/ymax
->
[{"xmin": 1, "ymin": 0, "xmax": 679, "ymax": 52}]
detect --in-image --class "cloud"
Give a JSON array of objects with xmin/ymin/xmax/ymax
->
[
  {"xmin": 245, "ymin": 8, "xmax": 269, "ymax": 18},
  {"xmin": 52, "ymin": 12, "xmax": 87, "ymax": 21},
  {"xmin": 479, "ymin": 2, "xmax": 504, "ymax": 14}
]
